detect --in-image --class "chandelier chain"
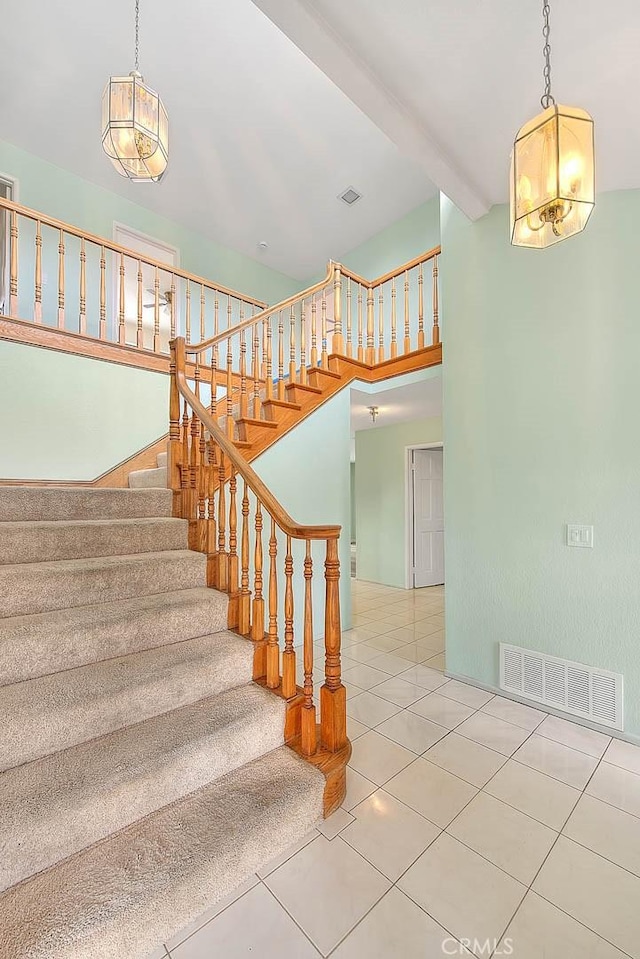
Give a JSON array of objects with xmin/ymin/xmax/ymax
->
[
  {"xmin": 134, "ymin": 0, "xmax": 140, "ymax": 73},
  {"xmin": 541, "ymin": 0, "xmax": 555, "ymax": 108}
]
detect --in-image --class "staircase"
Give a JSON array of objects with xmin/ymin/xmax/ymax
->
[{"xmin": 0, "ymin": 486, "xmax": 325, "ymax": 959}]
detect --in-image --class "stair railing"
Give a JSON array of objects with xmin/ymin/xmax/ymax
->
[
  {"xmin": 0, "ymin": 196, "xmax": 266, "ymax": 353},
  {"xmin": 170, "ymin": 336, "xmax": 346, "ymax": 758},
  {"xmin": 182, "ymin": 247, "xmax": 441, "ymax": 431}
]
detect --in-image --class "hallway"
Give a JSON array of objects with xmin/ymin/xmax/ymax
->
[{"xmin": 155, "ymin": 580, "xmax": 640, "ymax": 959}]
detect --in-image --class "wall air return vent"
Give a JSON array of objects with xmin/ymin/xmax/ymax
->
[
  {"xmin": 339, "ymin": 187, "xmax": 361, "ymax": 206},
  {"xmin": 499, "ymin": 643, "xmax": 623, "ymax": 730}
]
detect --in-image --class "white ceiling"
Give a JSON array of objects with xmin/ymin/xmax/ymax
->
[
  {"xmin": 0, "ymin": 0, "xmax": 436, "ymax": 280},
  {"xmin": 5, "ymin": 2, "xmax": 638, "ymax": 282},
  {"xmin": 350, "ymin": 376, "xmax": 442, "ymax": 438},
  {"xmin": 254, "ymin": 0, "xmax": 640, "ymax": 216}
]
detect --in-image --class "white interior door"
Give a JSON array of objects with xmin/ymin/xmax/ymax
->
[{"xmin": 412, "ymin": 448, "xmax": 444, "ymax": 587}]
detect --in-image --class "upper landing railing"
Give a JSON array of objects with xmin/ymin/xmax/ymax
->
[{"xmin": 0, "ymin": 195, "xmax": 441, "ymax": 376}]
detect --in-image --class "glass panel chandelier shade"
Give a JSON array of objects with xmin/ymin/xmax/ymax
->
[
  {"xmin": 510, "ymin": 104, "xmax": 595, "ymax": 248},
  {"xmin": 102, "ymin": 73, "xmax": 168, "ymax": 182}
]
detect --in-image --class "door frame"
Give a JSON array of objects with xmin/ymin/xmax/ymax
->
[{"xmin": 404, "ymin": 443, "xmax": 444, "ymax": 589}]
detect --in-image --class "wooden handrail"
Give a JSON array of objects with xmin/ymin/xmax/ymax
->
[
  {"xmin": 339, "ymin": 245, "xmax": 441, "ymax": 289},
  {"xmin": 185, "ymin": 262, "xmax": 336, "ymax": 355},
  {"xmin": 0, "ymin": 196, "xmax": 267, "ymax": 309},
  {"xmin": 172, "ymin": 339, "xmax": 340, "ymax": 541}
]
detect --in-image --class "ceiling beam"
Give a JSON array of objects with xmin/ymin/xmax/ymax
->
[{"xmin": 251, "ymin": 0, "xmax": 491, "ymax": 220}]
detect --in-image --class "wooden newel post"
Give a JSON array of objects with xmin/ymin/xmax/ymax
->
[
  {"xmin": 320, "ymin": 537, "xmax": 347, "ymax": 752},
  {"xmin": 169, "ymin": 339, "xmax": 185, "ymax": 518}
]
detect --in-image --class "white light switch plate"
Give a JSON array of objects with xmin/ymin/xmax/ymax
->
[{"xmin": 567, "ymin": 524, "xmax": 594, "ymax": 548}]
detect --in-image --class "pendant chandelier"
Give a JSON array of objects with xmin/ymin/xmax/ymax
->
[
  {"xmin": 510, "ymin": 1, "xmax": 594, "ymax": 248},
  {"xmin": 101, "ymin": 0, "xmax": 168, "ymax": 182}
]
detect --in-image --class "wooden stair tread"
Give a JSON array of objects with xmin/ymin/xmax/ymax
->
[
  {"xmin": 236, "ymin": 417, "xmax": 278, "ymax": 430},
  {"xmin": 285, "ymin": 382, "xmax": 322, "ymax": 396}
]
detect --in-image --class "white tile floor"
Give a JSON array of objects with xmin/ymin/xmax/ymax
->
[{"xmin": 155, "ymin": 579, "xmax": 640, "ymax": 959}]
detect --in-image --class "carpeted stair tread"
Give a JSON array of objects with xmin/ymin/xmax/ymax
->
[
  {"xmin": 0, "ymin": 487, "xmax": 172, "ymax": 522},
  {"xmin": 0, "ymin": 549, "xmax": 207, "ymax": 617},
  {"xmin": 0, "ymin": 517, "xmax": 188, "ymax": 565},
  {"xmin": 0, "ymin": 746, "xmax": 324, "ymax": 959},
  {"xmin": 0, "ymin": 683, "xmax": 286, "ymax": 891},
  {"xmin": 128, "ymin": 466, "xmax": 167, "ymax": 489},
  {"xmin": 156, "ymin": 451, "xmax": 168, "ymax": 468},
  {"xmin": 0, "ymin": 587, "xmax": 228, "ymax": 686},
  {"xmin": 0, "ymin": 630, "xmax": 254, "ymax": 771}
]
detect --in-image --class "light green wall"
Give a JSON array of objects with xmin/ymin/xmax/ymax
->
[
  {"xmin": 0, "ymin": 138, "xmax": 298, "ymax": 305},
  {"xmin": 350, "ymin": 462, "xmax": 356, "ymax": 543},
  {"xmin": 441, "ymin": 189, "xmax": 640, "ymax": 739},
  {"xmin": 0, "ymin": 341, "xmax": 167, "ymax": 480},
  {"xmin": 340, "ymin": 195, "xmax": 440, "ymax": 279},
  {"xmin": 254, "ymin": 388, "xmax": 352, "ymax": 634},
  {"xmin": 356, "ymin": 415, "xmax": 442, "ymax": 588}
]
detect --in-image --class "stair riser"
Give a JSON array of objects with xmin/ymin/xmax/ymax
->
[
  {"xmin": 128, "ymin": 467, "xmax": 168, "ymax": 489},
  {"xmin": 0, "ymin": 488, "xmax": 173, "ymax": 522},
  {"xmin": 0, "ymin": 520, "xmax": 188, "ymax": 566},
  {"xmin": 0, "ymin": 635, "xmax": 253, "ymax": 772},
  {"xmin": 0, "ymin": 552, "xmax": 207, "ymax": 617},
  {"xmin": 0, "ymin": 591, "xmax": 227, "ymax": 686},
  {"xmin": 0, "ymin": 691, "xmax": 285, "ymax": 892}
]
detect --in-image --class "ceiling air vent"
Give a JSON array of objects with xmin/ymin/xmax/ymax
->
[
  {"xmin": 499, "ymin": 643, "xmax": 623, "ymax": 730},
  {"xmin": 339, "ymin": 187, "xmax": 361, "ymax": 206}
]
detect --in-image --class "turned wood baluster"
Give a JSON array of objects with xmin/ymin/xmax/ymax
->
[
  {"xmin": 57, "ymin": 229, "xmax": 66, "ymax": 329},
  {"xmin": 321, "ymin": 288, "xmax": 328, "ymax": 369},
  {"xmin": 265, "ymin": 317, "xmax": 273, "ymax": 401},
  {"xmin": 185, "ymin": 282, "xmax": 192, "ymax": 344},
  {"xmin": 332, "ymin": 265, "xmax": 343, "ymax": 354},
  {"xmin": 78, "ymin": 237, "xmax": 86, "ymax": 333},
  {"xmin": 289, "ymin": 305, "xmax": 297, "ymax": 383},
  {"xmin": 214, "ymin": 292, "xmax": 219, "ymax": 341},
  {"xmin": 261, "ymin": 316, "xmax": 268, "ymax": 380},
  {"xmin": 189, "ymin": 405, "xmax": 199, "ymax": 546},
  {"xmin": 299, "ymin": 299, "xmax": 307, "ymax": 385},
  {"xmin": 136, "ymin": 259, "xmax": 144, "ymax": 348},
  {"xmin": 238, "ymin": 481, "xmax": 251, "ymax": 635},
  {"xmin": 404, "ymin": 269, "xmax": 411, "ymax": 354},
  {"xmin": 226, "ymin": 336, "xmax": 234, "ymax": 440},
  {"xmin": 227, "ymin": 293, "xmax": 232, "ymax": 336},
  {"xmin": 417, "ymin": 262, "xmax": 425, "ymax": 349},
  {"xmin": 34, "ymin": 220, "xmax": 43, "ymax": 323},
  {"xmin": 282, "ymin": 535, "xmax": 296, "ymax": 698},
  {"xmin": 239, "ymin": 328, "xmax": 248, "ymax": 419},
  {"xmin": 217, "ymin": 451, "xmax": 228, "ymax": 591},
  {"xmin": 321, "ymin": 538, "xmax": 346, "ymax": 752},
  {"xmin": 200, "ymin": 284, "xmax": 206, "ymax": 342},
  {"xmin": 266, "ymin": 517, "xmax": 280, "ymax": 689},
  {"xmin": 210, "ymin": 343, "xmax": 218, "ymax": 418},
  {"xmin": 366, "ymin": 286, "xmax": 375, "ymax": 364},
  {"xmin": 377, "ymin": 284, "xmax": 385, "ymax": 362},
  {"xmin": 301, "ymin": 539, "xmax": 317, "ymax": 756},
  {"xmin": 310, "ymin": 296, "xmax": 318, "ymax": 367},
  {"xmin": 197, "ymin": 421, "xmax": 207, "ymax": 552},
  {"xmin": 227, "ymin": 468, "xmax": 239, "ymax": 625},
  {"xmin": 345, "ymin": 277, "xmax": 353, "ymax": 358},
  {"xmin": 390, "ymin": 277, "xmax": 398, "ymax": 358},
  {"xmin": 252, "ymin": 323, "xmax": 261, "ymax": 419},
  {"xmin": 251, "ymin": 501, "xmax": 265, "ymax": 641},
  {"xmin": 152, "ymin": 265, "xmax": 161, "ymax": 352},
  {"xmin": 206, "ymin": 438, "xmax": 218, "ymax": 563},
  {"xmin": 357, "ymin": 286, "xmax": 364, "ymax": 362},
  {"xmin": 432, "ymin": 254, "xmax": 440, "ymax": 346},
  {"xmin": 170, "ymin": 274, "xmax": 176, "ymax": 340},
  {"xmin": 168, "ymin": 340, "xmax": 183, "ymax": 517},
  {"xmin": 277, "ymin": 311, "xmax": 285, "ymax": 401},
  {"xmin": 9, "ymin": 210, "xmax": 18, "ymax": 316},
  {"xmin": 118, "ymin": 253, "xmax": 126, "ymax": 344},
  {"xmin": 99, "ymin": 245, "xmax": 107, "ymax": 341},
  {"xmin": 181, "ymin": 399, "xmax": 191, "ymax": 518}
]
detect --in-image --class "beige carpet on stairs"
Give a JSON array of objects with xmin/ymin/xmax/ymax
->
[{"xmin": 0, "ymin": 486, "xmax": 325, "ymax": 959}]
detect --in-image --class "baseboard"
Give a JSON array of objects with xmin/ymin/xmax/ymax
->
[{"xmin": 444, "ymin": 669, "xmax": 640, "ymax": 748}]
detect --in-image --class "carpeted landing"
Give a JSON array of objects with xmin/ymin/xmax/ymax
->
[{"xmin": 0, "ymin": 487, "xmax": 324, "ymax": 959}]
